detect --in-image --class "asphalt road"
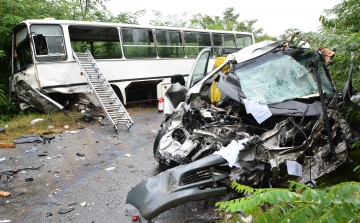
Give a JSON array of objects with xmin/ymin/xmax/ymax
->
[{"xmin": 0, "ymin": 107, "xmax": 221, "ymax": 223}]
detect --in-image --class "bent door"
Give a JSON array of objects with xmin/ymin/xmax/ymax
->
[{"xmin": 185, "ymin": 47, "xmax": 212, "ymax": 90}]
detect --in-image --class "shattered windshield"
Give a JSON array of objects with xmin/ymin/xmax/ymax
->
[{"xmin": 234, "ymin": 52, "xmax": 333, "ymax": 104}]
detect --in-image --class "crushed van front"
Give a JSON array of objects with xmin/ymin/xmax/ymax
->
[{"xmin": 155, "ymin": 40, "xmax": 352, "ymax": 185}]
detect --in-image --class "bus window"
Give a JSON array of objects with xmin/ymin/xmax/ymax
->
[
  {"xmin": 243, "ymin": 35, "xmax": 253, "ymax": 46},
  {"xmin": 69, "ymin": 26, "xmax": 122, "ymax": 59},
  {"xmin": 14, "ymin": 26, "xmax": 33, "ymax": 72},
  {"xmin": 30, "ymin": 25, "xmax": 67, "ymax": 62},
  {"xmin": 155, "ymin": 30, "xmax": 183, "ymax": 58},
  {"xmin": 236, "ymin": 34, "xmax": 253, "ymax": 47},
  {"xmin": 183, "ymin": 32, "xmax": 211, "ymax": 58},
  {"xmin": 121, "ymin": 28, "xmax": 156, "ymax": 58},
  {"xmin": 213, "ymin": 33, "xmax": 236, "ymax": 49}
]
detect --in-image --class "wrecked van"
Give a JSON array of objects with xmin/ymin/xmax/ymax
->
[{"xmin": 126, "ymin": 40, "xmax": 352, "ymax": 220}]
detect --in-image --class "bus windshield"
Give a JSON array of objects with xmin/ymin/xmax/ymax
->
[{"xmin": 30, "ymin": 24, "xmax": 67, "ymax": 61}]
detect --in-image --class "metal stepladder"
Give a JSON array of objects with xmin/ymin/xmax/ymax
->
[{"xmin": 73, "ymin": 49, "xmax": 134, "ymax": 132}]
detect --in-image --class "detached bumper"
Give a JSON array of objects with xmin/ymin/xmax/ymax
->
[{"xmin": 126, "ymin": 154, "xmax": 228, "ymax": 220}]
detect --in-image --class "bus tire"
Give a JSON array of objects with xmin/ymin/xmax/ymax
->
[{"xmin": 153, "ymin": 127, "xmax": 167, "ymax": 162}]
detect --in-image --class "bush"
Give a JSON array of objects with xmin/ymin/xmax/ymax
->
[{"xmin": 216, "ymin": 181, "xmax": 360, "ymax": 223}]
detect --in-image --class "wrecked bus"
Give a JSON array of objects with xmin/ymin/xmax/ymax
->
[
  {"xmin": 126, "ymin": 40, "xmax": 353, "ymax": 220},
  {"xmin": 9, "ymin": 19, "xmax": 254, "ymax": 111}
]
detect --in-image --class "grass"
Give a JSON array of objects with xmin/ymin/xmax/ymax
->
[
  {"xmin": 0, "ymin": 110, "xmax": 91, "ymax": 143},
  {"xmin": 0, "ymin": 103, "xmax": 158, "ymax": 143}
]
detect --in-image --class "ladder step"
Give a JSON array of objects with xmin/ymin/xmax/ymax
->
[{"xmin": 74, "ymin": 49, "xmax": 133, "ymax": 132}]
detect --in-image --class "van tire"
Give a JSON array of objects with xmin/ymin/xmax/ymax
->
[{"xmin": 153, "ymin": 127, "xmax": 167, "ymax": 162}]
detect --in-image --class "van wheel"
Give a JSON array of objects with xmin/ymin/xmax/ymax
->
[{"xmin": 153, "ymin": 128, "xmax": 167, "ymax": 162}]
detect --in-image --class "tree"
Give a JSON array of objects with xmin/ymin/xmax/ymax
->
[
  {"xmin": 316, "ymin": 0, "xmax": 360, "ymax": 90},
  {"xmin": 217, "ymin": 181, "xmax": 360, "ymax": 223},
  {"xmin": 150, "ymin": 10, "xmax": 188, "ymax": 27},
  {"xmin": 188, "ymin": 7, "xmax": 273, "ymax": 42},
  {"xmin": 111, "ymin": 9, "xmax": 146, "ymax": 24}
]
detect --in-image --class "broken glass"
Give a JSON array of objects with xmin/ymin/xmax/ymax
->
[{"xmin": 234, "ymin": 53, "xmax": 331, "ymax": 104}]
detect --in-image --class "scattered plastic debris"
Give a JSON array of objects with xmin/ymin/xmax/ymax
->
[
  {"xmin": 76, "ymin": 152, "xmax": 85, "ymax": 157},
  {"xmin": 58, "ymin": 208, "xmax": 75, "ymax": 214},
  {"xmin": 30, "ymin": 118, "xmax": 44, "ymax": 125},
  {"xmin": 25, "ymin": 147, "xmax": 37, "ymax": 154},
  {"xmin": 105, "ymin": 167, "xmax": 115, "ymax": 171},
  {"xmin": 132, "ymin": 215, "xmax": 139, "ymax": 221},
  {"xmin": 0, "ymin": 165, "xmax": 43, "ymax": 181},
  {"xmin": 0, "ymin": 191, "xmax": 11, "ymax": 197},
  {"xmin": 38, "ymin": 152, "xmax": 48, "ymax": 157},
  {"xmin": 25, "ymin": 178, "xmax": 34, "ymax": 182},
  {"xmin": 0, "ymin": 125, "xmax": 8, "ymax": 134},
  {"xmin": 41, "ymin": 134, "xmax": 55, "ymax": 144},
  {"xmin": 70, "ymin": 130, "xmax": 79, "ymax": 134},
  {"xmin": 0, "ymin": 157, "xmax": 7, "ymax": 162},
  {"xmin": 0, "ymin": 143, "xmax": 16, "ymax": 148},
  {"xmin": 80, "ymin": 202, "xmax": 87, "ymax": 207},
  {"xmin": 239, "ymin": 213, "xmax": 252, "ymax": 223},
  {"xmin": 125, "ymin": 154, "xmax": 131, "ymax": 157},
  {"xmin": 13, "ymin": 134, "xmax": 43, "ymax": 144}
]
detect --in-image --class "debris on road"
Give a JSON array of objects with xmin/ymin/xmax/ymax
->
[
  {"xmin": 25, "ymin": 147, "xmax": 37, "ymax": 154},
  {"xmin": 1, "ymin": 165, "xmax": 43, "ymax": 180},
  {"xmin": 25, "ymin": 178, "xmax": 34, "ymax": 182},
  {"xmin": 0, "ymin": 143, "xmax": 16, "ymax": 148},
  {"xmin": 0, "ymin": 191, "xmax": 11, "ymax": 197},
  {"xmin": 41, "ymin": 134, "xmax": 55, "ymax": 144},
  {"xmin": 76, "ymin": 152, "xmax": 84, "ymax": 157},
  {"xmin": 13, "ymin": 134, "xmax": 43, "ymax": 144},
  {"xmin": 58, "ymin": 208, "xmax": 75, "ymax": 214},
  {"xmin": 38, "ymin": 152, "xmax": 48, "ymax": 157},
  {"xmin": 132, "ymin": 215, "xmax": 139, "ymax": 221},
  {"xmin": 105, "ymin": 167, "xmax": 115, "ymax": 171},
  {"xmin": 30, "ymin": 118, "xmax": 44, "ymax": 125}
]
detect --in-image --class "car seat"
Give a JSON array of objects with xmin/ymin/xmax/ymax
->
[{"xmin": 209, "ymin": 57, "xmax": 230, "ymax": 103}]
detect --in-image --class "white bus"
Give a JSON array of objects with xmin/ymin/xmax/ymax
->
[{"xmin": 10, "ymin": 19, "xmax": 254, "ymax": 108}]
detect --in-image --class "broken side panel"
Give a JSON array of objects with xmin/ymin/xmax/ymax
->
[{"xmin": 15, "ymin": 80, "xmax": 64, "ymax": 113}]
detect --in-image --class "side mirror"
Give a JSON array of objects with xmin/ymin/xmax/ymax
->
[{"xmin": 171, "ymin": 74, "xmax": 185, "ymax": 86}]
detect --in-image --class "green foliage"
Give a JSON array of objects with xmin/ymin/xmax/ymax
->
[
  {"xmin": 316, "ymin": 0, "xmax": 360, "ymax": 90},
  {"xmin": 217, "ymin": 181, "xmax": 360, "ymax": 223},
  {"xmin": 111, "ymin": 9, "xmax": 146, "ymax": 24},
  {"xmin": 150, "ymin": 10, "xmax": 187, "ymax": 27},
  {"xmin": 354, "ymin": 166, "xmax": 360, "ymax": 175},
  {"xmin": 341, "ymin": 105, "xmax": 360, "ymax": 125},
  {"xmin": 0, "ymin": 84, "xmax": 6, "ymax": 105},
  {"xmin": 188, "ymin": 7, "xmax": 274, "ymax": 42}
]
